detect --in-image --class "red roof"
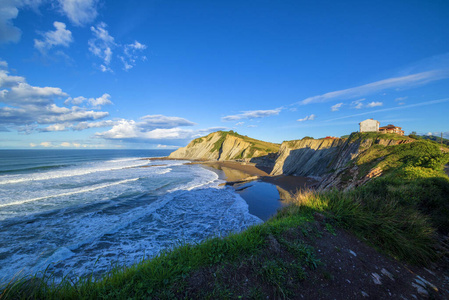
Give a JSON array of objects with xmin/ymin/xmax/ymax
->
[{"xmin": 379, "ymin": 124, "xmax": 402, "ymax": 130}]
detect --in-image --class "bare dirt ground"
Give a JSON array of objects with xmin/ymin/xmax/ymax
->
[
  {"xmin": 183, "ymin": 216, "xmax": 449, "ymax": 299},
  {"xmin": 301, "ymin": 218, "xmax": 449, "ymax": 299}
]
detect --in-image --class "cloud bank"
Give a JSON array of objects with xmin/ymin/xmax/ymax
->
[{"xmin": 0, "ymin": 60, "xmax": 109, "ymax": 132}]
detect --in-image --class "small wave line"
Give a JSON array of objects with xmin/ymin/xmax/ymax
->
[
  {"xmin": 0, "ymin": 161, "xmax": 148, "ymax": 185},
  {"xmin": 0, "ymin": 178, "xmax": 140, "ymax": 208}
]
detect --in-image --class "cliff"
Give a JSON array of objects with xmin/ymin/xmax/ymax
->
[
  {"xmin": 169, "ymin": 130, "xmax": 416, "ymax": 191},
  {"xmin": 270, "ymin": 138, "xmax": 347, "ymax": 176},
  {"xmin": 168, "ymin": 131, "xmax": 280, "ymax": 161},
  {"xmin": 270, "ymin": 133, "xmax": 414, "ymax": 190}
]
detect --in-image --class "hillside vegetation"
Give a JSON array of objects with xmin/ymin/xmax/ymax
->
[
  {"xmin": 2, "ymin": 136, "xmax": 449, "ymax": 299},
  {"xmin": 416, "ymin": 134, "xmax": 449, "ymax": 147},
  {"xmin": 318, "ymin": 133, "xmax": 448, "ymax": 190},
  {"xmin": 169, "ymin": 130, "xmax": 280, "ymax": 161},
  {"xmin": 205, "ymin": 130, "xmax": 280, "ymax": 156}
]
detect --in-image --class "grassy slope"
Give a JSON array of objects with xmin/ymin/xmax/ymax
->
[
  {"xmin": 2, "ymin": 139, "xmax": 449, "ymax": 299},
  {"xmin": 205, "ymin": 131, "xmax": 280, "ymax": 159}
]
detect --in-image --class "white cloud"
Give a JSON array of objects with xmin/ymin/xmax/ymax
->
[
  {"xmin": 120, "ymin": 40, "xmax": 147, "ymax": 71},
  {"xmin": 72, "ymin": 120, "xmax": 117, "ymax": 130},
  {"xmin": 88, "ymin": 22, "xmax": 115, "ymax": 72},
  {"xmin": 1, "ymin": 82, "xmax": 68, "ymax": 105},
  {"xmin": 40, "ymin": 141, "xmax": 52, "ymax": 147},
  {"xmin": 235, "ymin": 122, "xmax": 244, "ymax": 126},
  {"xmin": 34, "ymin": 21, "xmax": 73, "ymax": 54},
  {"xmin": 157, "ymin": 144, "xmax": 179, "ymax": 149},
  {"xmin": 57, "ymin": 0, "xmax": 98, "ymax": 26},
  {"xmin": 30, "ymin": 142, "xmax": 37, "ymax": 147},
  {"xmin": 0, "ymin": 0, "xmax": 45, "ymax": 44},
  {"xmin": 60, "ymin": 141, "xmax": 71, "ymax": 147},
  {"xmin": 94, "ymin": 116, "xmax": 220, "ymax": 145},
  {"xmin": 0, "ymin": 0, "xmax": 22, "ymax": 43},
  {"xmin": 299, "ymin": 70, "xmax": 449, "ymax": 105},
  {"xmin": 0, "ymin": 60, "xmax": 110, "ymax": 132},
  {"xmin": 64, "ymin": 94, "xmax": 112, "ymax": 108},
  {"xmin": 64, "ymin": 96, "xmax": 87, "ymax": 105},
  {"xmin": 326, "ymin": 98, "xmax": 449, "ymax": 122},
  {"xmin": 350, "ymin": 98, "xmax": 366, "ymax": 109},
  {"xmin": 366, "ymin": 101, "xmax": 383, "ymax": 108},
  {"xmin": 95, "ymin": 114, "xmax": 197, "ymax": 140},
  {"xmin": 222, "ymin": 108, "xmax": 281, "ymax": 121},
  {"xmin": 247, "ymin": 125, "xmax": 257, "ymax": 128},
  {"xmin": 0, "ymin": 69, "xmax": 25, "ymax": 88},
  {"xmin": 96, "ymin": 120, "xmax": 194, "ymax": 140},
  {"xmin": 395, "ymin": 97, "xmax": 407, "ymax": 106},
  {"xmin": 297, "ymin": 114, "xmax": 316, "ymax": 122},
  {"xmin": 88, "ymin": 93, "xmax": 112, "ymax": 108},
  {"xmin": 38, "ymin": 123, "xmax": 68, "ymax": 132},
  {"xmin": 139, "ymin": 115, "xmax": 196, "ymax": 129},
  {"xmin": 331, "ymin": 102, "xmax": 343, "ymax": 112}
]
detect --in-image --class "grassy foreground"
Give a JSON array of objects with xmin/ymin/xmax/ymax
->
[
  {"xmin": 2, "ymin": 179, "xmax": 448, "ymax": 299},
  {"xmin": 2, "ymin": 138, "xmax": 449, "ymax": 299}
]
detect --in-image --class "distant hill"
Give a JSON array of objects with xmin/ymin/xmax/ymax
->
[{"xmin": 416, "ymin": 134, "xmax": 449, "ymax": 146}]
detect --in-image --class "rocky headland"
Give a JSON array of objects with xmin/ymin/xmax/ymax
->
[{"xmin": 169, "ymin": 130, "xmax": 414, "ymax": 191}]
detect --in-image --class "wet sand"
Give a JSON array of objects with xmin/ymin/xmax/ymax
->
[{"xmin": 199, "ymin": 161, "xmax": 318, "ymax": 221}]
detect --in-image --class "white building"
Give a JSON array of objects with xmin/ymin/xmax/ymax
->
[{"xmin": 359, "ymin": 118, "xmax": 380, "ymax": 133}]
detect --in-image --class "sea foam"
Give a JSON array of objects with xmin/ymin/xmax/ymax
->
[{"xmin": 0, "ymin": 155, "xmax": 262, "ymax": 284}]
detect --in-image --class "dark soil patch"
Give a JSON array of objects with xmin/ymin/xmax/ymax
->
[{"xmin": 180, "ymin": 217, "xmax": 449, "ymax": 299}]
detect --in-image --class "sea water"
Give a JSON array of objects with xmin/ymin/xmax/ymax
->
[{"xmin": 0, "ymin": 150, "xmax": 262, "ymax": 283}]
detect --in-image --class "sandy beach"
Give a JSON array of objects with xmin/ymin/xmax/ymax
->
[
  {"xmin": 199, "ymin": 161, "xmax": 317, "ymax": 193},
  {"xmin": 197, "ymin": 161, "xmax": 318, "ymax": 220}
]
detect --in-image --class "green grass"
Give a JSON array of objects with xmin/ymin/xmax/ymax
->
[
  {"xmin": 345, "ymin": 134, "xmax": 449, "ymax": 180},
  {"xmin": 418, "ymin": 134, "xmax": 449, "ymax": 146},
  {"xmin": 211, "ymin": 131, "xmax": 227, "ymax": 153},
  {"xmin": 3, "ymin": 136, "xmax": 448, "ymax": 299},
  {"xmin": 1, "ymin": 212, "xmax": 317, "ymax": 299},
  {"xmin": 348, "ymin": 131, "xmax": 412, "ymax": 143},
  {"xmin": 207, "ymin": 130, "xmax": 280, "ymax": 159}
]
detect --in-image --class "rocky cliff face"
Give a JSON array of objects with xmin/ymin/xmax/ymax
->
[
  {"xmin": 170, "ymin": 130, "xmax": 415, "ymax": 191},
  {"xmin": 271, "ymin": 134, "xmax": 414, "ymax": 190},
  {"xmin": 270, "ymin": 138, "xmax": 347, "ymax": 176},
  {"xmin": 168, "ymin": 131, "xmax": 279, "ymax": 161}
]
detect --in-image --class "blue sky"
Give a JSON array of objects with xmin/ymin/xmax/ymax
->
[{"xmin": 1, "ymin": 0, "xmax": 448, "ymax": 149}]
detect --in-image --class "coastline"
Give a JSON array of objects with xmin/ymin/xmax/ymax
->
[
  {"xmin": 147, "ymin": 157, "xmax": 318, "ymax": 220},
  {"xmin": 194, "ymin": 160, "xmax": 318, "ymax": 221}
]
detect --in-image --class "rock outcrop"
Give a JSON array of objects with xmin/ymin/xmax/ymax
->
[
  {"xmin": 270, "ymin": 138, "xmax": 347, "ymax": 176},
  {"xmin": 169, "ymin": 131, "xmax": 415, "ymax": 191},
  {"xmin": 270, "ymin": 134, "xmax": 413, "ymax": 190},
  {"xmin": 169, "ymin": 131, "xmax": 280, "ymax": 161}
]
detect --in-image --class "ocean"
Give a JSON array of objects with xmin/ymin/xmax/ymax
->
[{"xmin": 0, "ymin": 150, "xmax": 262, "ymax": 284}]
